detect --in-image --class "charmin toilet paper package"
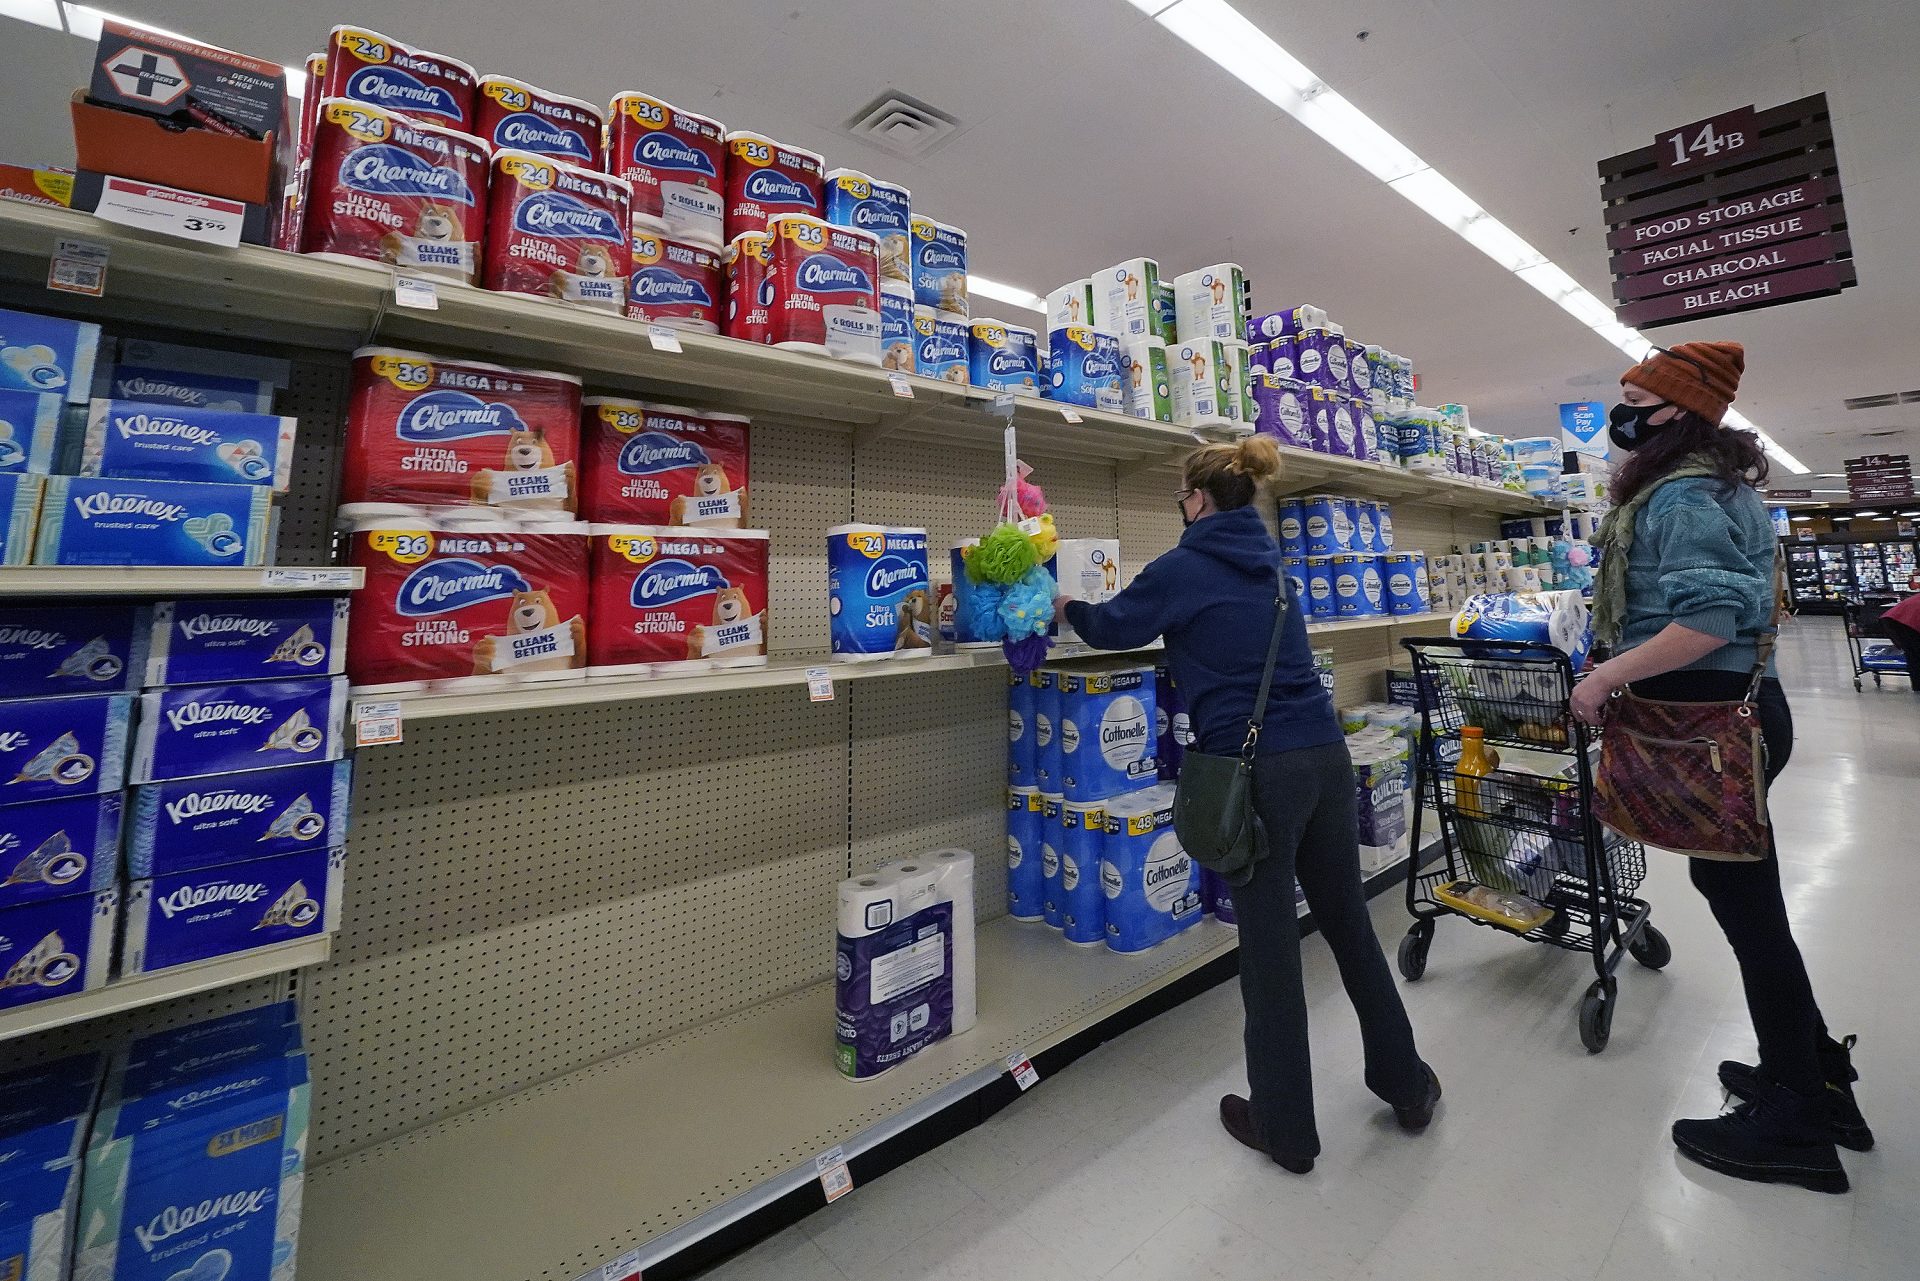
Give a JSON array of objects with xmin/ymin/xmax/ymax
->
[
  {"xmin": 826, "ymin": 170, "xmax": 912, "ymax": 287},
  {"xmin": 580, "ymin": 399, "xmax": 749, "ymax": 526},
  {"xmin": 1049, "ymin": 327, "xmax": 1123, "ymax": 411},
  {"xmin": 144, "ymin": 597, "xmax": 349, "ymax": 687},
  {"xmin": 0, "ymin": 388, "xmax": 60, "ymax": 473},
  {"xmin": 130, "ymin": 677, "xmax": 347, "ymax": 785},
  {"xmin": 1169, "ymin": 339, "xmax": 1229, "ymax": 427},
  {"xmin": 342, "ymin": 347, "xmax": 582, "ymax": 513},
  {"xmin": 625, "ymin": 230, "xmax": 723, "ymax": 331},
  {"xmin": 828, "ymin": 525, "xmax": 932, "ymax": 660},
  {"xmin": 323, "ymin": 25, "xmax": 477, "ymax": 127},
  {"xmin": 343, "ymin": 517, "xmax": 589, "ymax": 691},
  {"xmin": 1039, "ymin": 793, "xmax": 1065, "ymax": 928},
  {"xmin": 909, "ymin": 217, "xmax": 968, "ymax": 315},
  {"xmin": 724, "ymin": 132, "xmax": 824, "ymax": 239},
  {"xmin": 0, "ymin": 693, "xmax": 130, "ymax": 801},
  {"xmin": 79, "ymin": 400, "xmax": 297, "ymax": 491},
  {"xmin": 767, "ymin": 216, "xmax": 883, "ymax": 364},
  {"xmin": 1098, "ymin": 258, "xmax": 1166, "ymax": 341},
  {"xmin": 586, "ymin": 525, "xmax": 768, "ymax": 675},
  {"xmin": 1173, "ymin": 263, "xmax": 1246, "ymax": 342},
  {"xmin": 969, "ymin": 319, "xmax": 1040, "ymax": 394},
  {"xmin": 0, "ymin": 307, "xmax": 99, "ymax": 403},
  {"xmin": 723, "ymin": 230, "xmax": 774, "ymax": 343},
  {"xmin": 128, "ymin": 760, "xmax": 352, "ymax": 879},
  {"xmin": 1101, "ymin": 784, "xmax": 1201, "ymax": 954},
  {"xmin": 300, "ymin": 100, "xmax": 490, "ymax": 283},
  {"xmin": 122, "ymin": 844, "xmax": 344, "ymax": 974},
  {"xmin": 836, "ymin": 866, "xmax": 956, "ymax": 1079},
  {"xmin": 0, "ymin": 888, "xmax": 115, "ymax": 1010},
  {"xmin": 0, "ymin": 602, "xmax": 148, "ymax": 697},
  {"xmin": 34, "ymin": 477, "xmax": 270, "ymax": 567},
  {"xmin": 476, "ymin": 75, "xmax": 602, "ymax": 166},
  {"xmin": 1452, "ymin": 590, "xmax": 1594, "ymax": 669},
  {"xmin": 1005, "ymin": 785, "xmax": 1044, "ymax": 920},
  {"xmin": 1059, "ymin": 667, "xmax": 1157, "ymax": 801},
  {"xmin": 483, "ymin": 151, "xmax": 632, "ymax": 312},
  {"xmin": 0, "ymin": 791, "xmax": 120, "ymax": 909},
  {"xmin": 1008, "ymin": 668, "xmax": 1035, "ymax": 786},
  {"xmin": 1051, "ymin": 539, "xmax": 1120, "ymax": 644},
  {"xmin": 913, "ymin": 308, "xmax": 969, "ymax": 384},
  {"xmin": 880, "ymin": 286, "xmax": 916, "ymax": 371},
  {"xmin": 1046, "ymin": 280, "xmax": 1096, "ymax": 331},
  {"xmin": 1121, "ymin": 338, "xmax": 1172, "ymax": 422},
  {"xmin": 607, "ymin": 93, "xmax": 726, "ymax": 247},
  {"xmin": 1059, "ymin": 800, "xmax": 1106, "ymax": 945}
]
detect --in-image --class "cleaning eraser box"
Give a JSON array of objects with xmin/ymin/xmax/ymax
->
[
  {"xmin": 128, "ymin": 758, "xmax": 352, "ymax": 879},
  {"xmin": 80, "ymin": 400, "xmax": 297, "ymax": 490},
  {"xmin": 0, "ymin": 692, "xmax": 132, "ymax": 801},
  {"xmin": 579, "ymin": 399, "xmax": 749, "ymax": 526},
  {"xmin": 33, "ymin": 477, "xmax": 271, "ymax": 567},
  {"xmin": 0, "ymin": 602, "xmax": 148, "ymax": 697},
  {"xmin": 130, "ymin": 677, "xmax": 347, "ymax": 784},
  {"xmin": 122, "ymin": 844, "xmax": 344, "ymax": 973},
  {"xmin": 145, "ymin": 597, "xmax": 349, "ymax": 686},
  {"xmin": 587, "ymin": 525, "xmax": 769, "ymax": 675}
]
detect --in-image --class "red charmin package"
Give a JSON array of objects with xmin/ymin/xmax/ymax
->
[
  {"xmin": 587, "ymin": 526, "xmax": 769, "ymax": 674},
  {"xmin": 322, "ymin": 26, "xmax": 478, "ymax": 130},
  {"xmin": 483, "ymin": 151, "xmax": 632, "ymax": 312},
  {"xmin": 475, "ymin": 75, "xmax": 603, "ymax": 167},
  {"xmin": 767, "ymin": 215, "xmax": 882, "ymax": 364},
  {"xmin": 579, "ymin": 398, "xmax": 750, "ymax": 526},
  {"xmin": 345, "ymin": 518, "xmax": 589, "ymax": 691},
  {"xmin": 301, "ymin": 99, "xmax": 489, "ymax": 283},
  {"xmin": 724, "ymin": 230, "xmax": 773, "ymax": 343},
  {"xmin": 606, "ymin": 92, "xmax": 725, "ymax": 247},
  {"xmin": 625, "ymin": 231, "xmax": 721, "ymax": 331},
  {"xmin": 342, "ymin": 347, "xmax": 582, "ymax": 512},
  {"xmin": 722, "ymin": 131, "xmax": 822, "ymax": 241}
]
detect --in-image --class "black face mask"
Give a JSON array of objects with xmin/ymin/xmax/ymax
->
[{"xmin": 1608, "ymin": 400, "xmax": 1672, "ymax": 452}]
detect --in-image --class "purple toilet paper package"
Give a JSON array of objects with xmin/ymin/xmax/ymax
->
[
  {"xmin": 130, "ymin": 676, "xmax": 347, "ymax": 784},
  {"xmin": 128, "ymin": 758, "xmax": 354, "ymax": 878},
  {"xmin": 0, "ymin": 601, "xmax": 149, "ymax": 698},
  {"xmin": 1251, "ymin": 376, "xmax": 1311, "ymax": 449},
  {"xmin": 835, "ymin": 897, "xmax": 954, "ymax": 1080},
  {"xmin": 145, "ymin": 596, "xmax": 350, "ymax": 687},
  {"xmin": 122, "ymin": 844, "xmax": 343, "ymax": 974},
  {"xmin": 0, "ymin": 887, "xmax": 116, "ymax": 1010},
  {"xmin": 0, "ymin": 790, "xmax": 122, "ymax": 909},
  {"xmin": 0, "ymin": 692, "xmax": 132, "ymax": 802}
]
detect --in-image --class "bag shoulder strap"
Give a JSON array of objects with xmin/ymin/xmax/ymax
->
[
  {"xmin": 1746, "ymin": 553, "xmax": 1785, "ymax": 702},
  {"xmin": 1243, "ymin": 587, "xmax": 1288, "ymax": 758}
]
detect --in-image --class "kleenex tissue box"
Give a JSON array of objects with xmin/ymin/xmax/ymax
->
[
  {"xmin": 103, "ymin": 362, "xmax": 277, "ymax": 416},
  {"xmin": 146, "ymin": 597, "xmax": 349, "ymax": 686},
  {"xmin": 78, "ymin": 1047, "xmax": 308, "ymax": 1281},
  {"xmin": 81, "ymin": 399, "xmax": 297, "ymax": 491},
  {"xmin": 128, "ymin": 759, "xmax": 352, "ymax": 878},
  {"xmin": 124, "ymin": 1002, "xmax": 299, "ymax": 1070},
  {"xmin": 0, "ymin": 388, "xmax": 60, "ymax": 474},
  {"xmin": 34, "ymin": 475, "xmax": 272, "ymax": 567},
  {"xmin": 0, "ymin": 601, "xmax": 149, "ymax": 698},
  {"xmin": 0, "ymin": 692, "xmax": 132, "ymax": 801},
  {"xmin": 0, "ymin": 306, "xmax": 100, "ymax": 403},
  {"xmin": 131, "ymin": 677, "xmax": 346, "ymax": 783},
  {"xmin": 0, "ymin": 1153, "xmax": 82, "ymax": 1281},
  {"xmin": 0, "ymin": 791, "xmax": 122, "ymax": 909},
  {"xmin": 0, "ymin": 472, "xmax": 41, "ymax": 564},
  {"xmin": 123, "ymin": 845, "xmax": 342, "ymax": 973},
  {"xmin": 0, "ymin": 888, "xmax": 116, "ymax": 1010}
]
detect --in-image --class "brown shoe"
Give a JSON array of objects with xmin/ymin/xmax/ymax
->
[{"xmin": 1219, "ymin": 1095, "xmax": 1313, "ymax": 1173}]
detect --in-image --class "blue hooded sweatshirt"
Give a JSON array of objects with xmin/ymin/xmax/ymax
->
[{"xmin": 1065, "ymin": 505, "xmax": 1342, "ymax": 757}]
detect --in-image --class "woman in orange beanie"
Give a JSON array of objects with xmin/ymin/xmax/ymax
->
[{"xmin": 1571, "ymin": 341, "xmax": 1867, "ymax": 1194}]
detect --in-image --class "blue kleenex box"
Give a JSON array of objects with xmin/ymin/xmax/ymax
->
[
  {"xmin": 123, "ymin": 845, "xmax": 342, "ymax": 974},
  {"xmin": 0, "ymin": 888, "xmax": 115, "ymax": 1010},
  {"xmin": 81, "ymin": 399, "xmax": 297, "ymax": 491},
  {"xmin": 78, "ymin": 1049, "xmax": 308, "ymax": 1281},
  {"xmin": 125, "ymin": 1002, "xmax": 298, "ymax": 1069},
  {"xmin": 0, "ymin": 388, "xmax": 60, "ymax": 474},
  {"xmin": 0, "ymin": 692, "xmax": 132, "ymax": 802},
  {"xmin": 131, "ymin": 677, "xmax": 346, "ymax": 784},
  {"xmin": 0, "ymin": 306, "xmax": 100, "ymax": 403},
  {"xmin": 0, "ymin": 1052, "xmax": 102, "ymax": 1121},
  {"xmin": 0, "ymin": 602, "xmax": 149, "ymax": 698},
  {"xmin": 0, "ymin": 473, "xmax": 41, "ymax": 565},
  {"xmin": 146, "ymin": 597, "xmax": 348, "ymax": 686},
  {"xmin": 0, "ymin": 791, "xmax": 122, "ymax": 909},
  {"xmin": 0, "ymin": 1158, "xmax": 81, "ymax": 1281},
  {"xmin": 33, "ymin": 476, "xmax": 271, "ymax": 567},
  {"xmin": 104, "ymin": 363, "xmax": 276, "ymax": 415},
  {"xmin": 129, "ymin": 759, "xmax": 352, "ymax": 878}
]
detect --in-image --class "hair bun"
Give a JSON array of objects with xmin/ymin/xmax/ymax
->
[{"xmin": 1234, "ymin": 434, "xmax": 1282, "ymax": 482}]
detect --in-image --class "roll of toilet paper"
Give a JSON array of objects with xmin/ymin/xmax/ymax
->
[
  {"xmin": 927, "ymin": 848, "xmax": 977, "ymax": 1032},
  {"xmin": 1006, "ymin": 785, "xmax": 1045, "ymax": 920},
  {"xmin": 1452, "ymin": 590, "xmax": 1592, "ymax": 669}
]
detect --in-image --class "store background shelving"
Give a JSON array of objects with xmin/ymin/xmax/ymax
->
[{"xmin": 0, "ymin": 566, "xmax": 362, "ymax": 594}]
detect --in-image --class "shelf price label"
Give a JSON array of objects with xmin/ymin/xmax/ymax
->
[
  {"xmin": 48, "ymin": 237, "xmax": 108, "ymax": 297},
  {"xmin": 353, "ymin": 701, "xmax": 404, "ymax": 747},
  {"xmin": 888, "ymin": 372, "xmax": 914, "ymax": 399},
  {"xmin": 805, "ymin": 666, "xmax": 835, "ymax": 703},
  {"xmin": 261, "ymin": 567, "xmax": 358, "ymax": 589},
  {"xmin": 91, "ymin": 176, "xmax": 244, "ymax": 247},
  {"xmin": 393, "ymin": 274, "xmax": 439, "ymax": 310},
  {"xmin": 646, "ymin": 324, "xmax": 683, "ymax": 353},
  {"xmin": 1005, "ymin": 1052, "xmax": 1040, "ymax": 1090},
  {"xmin": 816, "ymin": 1146, "xmax": 854, "ymax": 1202},
  {"xmin": 1058, "ymin": 406, "xmax": 1083, "ymax": 424}
]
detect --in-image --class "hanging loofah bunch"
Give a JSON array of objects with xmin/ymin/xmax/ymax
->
[
  {"xmin": 967, "ymin": 457, "xmax": 1059, "ymax": 675},
  {"xmin": 967, "ymin": 521, "xmax": 1039, "ymax": 585}
]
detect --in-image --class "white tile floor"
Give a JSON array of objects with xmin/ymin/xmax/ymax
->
[{"xmin": 698, "ymin": 617, "xmax": 1920, "ymax": 1281}]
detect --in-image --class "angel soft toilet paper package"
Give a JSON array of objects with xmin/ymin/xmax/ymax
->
[
  {"xmin": 130, "ymin": 677, "xmax": 348, "ymax": 784},
  {"xmin": 144, "ymin": 598, "xmax": 349, "ymax": 687},
  {"xmin": 0, "ymin": 602, "xmax": 149, "ymax": 697}
]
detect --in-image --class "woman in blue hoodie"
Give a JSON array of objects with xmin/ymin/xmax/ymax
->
[{"xmin": 1063, "ymin": 435, "xmax": 1438, "ymax": 1173}]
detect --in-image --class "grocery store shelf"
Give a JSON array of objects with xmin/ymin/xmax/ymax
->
[
  {"xmin": 0, "ymin": 566, "xmax": 362, "ymax": 595},
  {"xmin": 1308, "ymin": 610, "xmax": 1451, "ymax": 634},
  {"xmin": 1267, "ymin": 441, "xmax": 1554, "ymax": 516},
  {"xmin": 0, "ymin": 937, "xmax": 330, "ymax": 1042}
]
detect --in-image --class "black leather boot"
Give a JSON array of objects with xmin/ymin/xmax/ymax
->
[
  {"xmin": 1673, "ymin": 1075, "xmax": 1850, "ymax": 1194},
  {"xmin": 1719, "ymin": 1033, "xmax": 1873, "ymax": 1152}
]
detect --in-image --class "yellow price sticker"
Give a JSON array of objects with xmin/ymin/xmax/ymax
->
[
  {"xmin": 323, "ymin": 101, "xmax": 391, "ymax": 143},
  {"xmin": 368, "ymin": 529, "xmax": 436, "ymax": 564},
  {"xmin": 619, "ymin": 94, "xmax": 669, "ymax": 128},
  {"xmin": 845, "ymin": 531, "xmax": 885, "ymax": 559},
  {"xmin": 500, "ymin": 154, "xmax": 553, "ymax": 189},
  {"xmin": 597, "ymin": 403, "xmax": 645, "ymax": 434}
]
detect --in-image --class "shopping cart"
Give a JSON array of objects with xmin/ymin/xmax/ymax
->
[
  {"xmin": 1396, "ymin": 637, "xmax": 1668, "ymax": 1053},
  {"xmin": 1842, "ymin": 596, "xmax": 1912, "ymax": 691}
]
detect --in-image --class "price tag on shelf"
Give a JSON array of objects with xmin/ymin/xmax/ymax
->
[
  {"xmin": 354, "ymin": 713, "xmax": 403, "ymax": 748},
  {"xmin": 91, "ymin": 176, "xmax": 244, "ymax": 247},
  {"xmin": 888, "ymin": 372, "xmax": 914, "ymax": 399},
  {"xmin": 393, "ymin": 274, "xmax": 439, "ymax": 310},
  {"xmin": 993, "ymin": 392, "xmax": 1016, "ymax": 414},
  {"xmin": 352, "ymin": 700, "xmax": 402, "ymax": 723},
  {"xmin": 261, "ymin": 567, "xmax": 357, "ymax": 589},
  {"xmin": 1005, "ymin": 1053, "xmax": 1040, "ymax": 1090},
  {"xmin": 647, "ymin": 324, "xmax": 683, "ymax": 353},
  {"xmin": 805, "ymin": 666, "xmax": 835, "ymax": 703},
  {"xmin": 816, "ymin": 1146, "xmax": 854, "ymax": 1202},
  {"xmin": 47, "ymin": 238, "xmax": 108, "ymax": 297},
  {"xmin": 1058, "ymin": 406, "xmax": 1084, "ymax": 424}
]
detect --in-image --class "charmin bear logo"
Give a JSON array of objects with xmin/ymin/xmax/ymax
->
[
  {"xmin": 629, "ymin": 558, "xmax": 728, "ymax": 607},
  {"xmin": 397, "ymin": 558, "xmax": 532, "ymax": 616},
  {"xmin": 512, "ymin": 191, "xmax": 624, "ymax": 242},
  {"xmin": 616, "ymin": 430, "xmax": 709, "ymax": 475},
  {"xmin": 345, "ymin": 64, "xmax": 463, "ymax": 119},
  {"xmin": 396, "ymin": 390, "xmax": 529, "ymax": 443},
  {"xmin": 341, "ymin": 143, "xmax": 477, "ymax": 204},
  {"xmin": 636, "ymin": 132, "xmax": 718, "ymax": 176},
  {"xmin": 741, "ymin": 168, "xmax": 817, "ymax": 207},
  {"xmin": 628, "ymin": 267, "xmax": 714, "ymax": 307},
  {"xmin": 495, "ymin": 114, "xmax": 593, "ymax": 160}
]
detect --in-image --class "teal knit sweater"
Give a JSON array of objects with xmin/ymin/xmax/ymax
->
[{"xmin": 1619, "ymin": 476, "xmax": 1778, "ymax": 675}]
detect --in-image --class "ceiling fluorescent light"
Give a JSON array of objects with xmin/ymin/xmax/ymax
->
[
  {"xmin": 968, "ymin": 275, "xmax": 1046, "ymax": 314},
  {"xmin": 58, "ymin": 2, "xmax": 99, "ymax": 37},
  {"xmin": 0, "ymin": 0, "xmax": 62, "ymax": 29},
  {"xmin": 1387, "ymin": 168, "xmax": 1547, "ymax": 269}
]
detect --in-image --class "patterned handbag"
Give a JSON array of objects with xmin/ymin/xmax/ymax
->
[{"xmin": 1593, "ymin": 563, "xmax": 1781, "ymax": 861}]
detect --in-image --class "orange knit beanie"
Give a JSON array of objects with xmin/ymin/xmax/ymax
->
[{"xmin": 1620, "ymin": 341, "xmax": 1745, "ymax": 424}]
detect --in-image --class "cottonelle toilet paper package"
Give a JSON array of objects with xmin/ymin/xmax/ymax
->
[
  {"xmin": 836, "ymin": 863, "xmax": 959, "ymax": 1079},
  {"xmin": 1058, "ymin": 800, "xmax": 1106, "ymax": 945},
  {"xmin": 1008, "ymin": 668, "xmax": 1035, "ymax": 786},
  {"xmin": 1030, "ymin": 668, "xmax": 1062, "ymax": 792},
  {"xmin": 1005, "ymin": 785, "xmax": 1045, "ymax": 920},
  {"xmin": 1039, "ymin": 793, "xmax": 1065, "ymax": 929},
  {"xmin": 1101, "ymin": 784, "xmax": 1201, "ymax": 954},
  {"xmin": 1058, "ymin": 667, "xmax": 1157, "ymax": 801}
]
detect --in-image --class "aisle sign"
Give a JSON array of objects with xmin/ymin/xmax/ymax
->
[
  {"xmin": 1767, "ymin": 489, "xmax": 1814, "ymax": 500},
  {"xmin": 91, "ymin": 176, "xmax": 244, "ymax": 247},
  {"xmin": 1845, "ymin": 453, "xmax": 1913, "ymax": 501},
  {"xmin": 1558, "ymin": 402, "xmax": 1608, "ymax": 458},
  {"xmin": 816, "ymin": 1147, "xmax": 854, "ymax": 1202}
]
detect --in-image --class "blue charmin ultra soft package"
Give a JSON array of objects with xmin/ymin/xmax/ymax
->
[
  {"xmin": 145, "ymin": 598, "xmax": 348, "ymax": 687},
  {"xmin": 104, "ymin": 363, "xmax": 277, "ymax": 416},
  {"xmin": 128, "ymin": 759, "xmax": 353, "ymax": 878},
  {"xmin": 0, "ymin": 387, "xmax": 60, "ymax": 474},
  {"xmin": 123, "ymin": 845, "xmax": 343, "ymax": 974},
  {"xmin": 81, "ymin": 400, "xmax": 298, "ymax": 491},
  {"xmin": 0, "ymin": 306, "xmax": 100, "ymax": 403},
  {"xmin": 0, "ymin": 472, "xmax": 41, "ymax": 565},
  {"xmin": 0, "ymin": 791, "xmax": 122, "ymax": 909},
  {"xmin": 0, "ymin": 692, "xmax": 132, "ymax": 802},
  {"xmin": 0, "ymin": 887, "xmax": 116, "ymax": 1010},
  {"xmin": 77, "ymin": 1047, "xmax": 308, "ymax": 1281},
  {"xmin": 33, "ymin": 476, "xmax": 272, "ymax": 567},
  {"xmin": 0, "ymin": 602, "xmax": 150, "ymax": 698},
  {"xmin": 131, "ymin": 677, "xmax": 347, "ymax": 784}
]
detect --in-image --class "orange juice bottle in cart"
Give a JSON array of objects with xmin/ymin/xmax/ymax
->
[{"xmin": 1454, "ymin": 725, "xmax": 1500, "ymax": 819}]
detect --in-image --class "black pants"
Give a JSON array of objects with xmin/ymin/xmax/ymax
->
[
  {"xmin": 1630, "ymin": 671, "xmax": 1827, "ymax": 1094},
  {"xmin": 1884, "ymin": 619, "xmax": 1920, "ymax": 688},
  {"xmin": 1229, "ymin": 740, "xmax": 1426, "ymax": 1159}
]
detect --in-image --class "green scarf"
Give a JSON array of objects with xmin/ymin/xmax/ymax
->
[{"xmin": 1591, "ymin": 455, "xmax": 1718, "ymax": 646}]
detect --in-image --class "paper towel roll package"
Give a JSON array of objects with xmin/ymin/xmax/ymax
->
[
  {"xmin": 0, "ymin": 602, "xmax": 148, "ymax": 697},
  {"xmin": 1172, "ymin": 264, "xmax": 1245, "ymax": 342},
  {"xmin": 1168, "ymin": 339, "xmax": 1228, "ymax": 427},
  {"xmin": 1040, "ymin": 793, "xmax": 1065, "ymax": 929},
  {"xmin": 1050, "ymin": 538, "xmax": 1120, "ymax": 644},
  {"xmin": 1097, "ymin": 258, "xmax": 1163, "ymax": 341},
  {"xmin": 835, "ymin": 867, "xmax": 955, "ymax": 1080},
  {"xmin": 1059, "ymin": 667, "xmax": 1157, "ymax": 801},
  {"xmin": 1030, "ymin": 668, "xmax": 1062, "ymax": 791},
  {"xmin": 1007, "ymin": 668, "xmax": 1035, "ymax": 786},
  {"xmin": 1101, "ymin": 785, "xmax": 1202, "ymax": 954},
  {"xmin": 1120, "ymin": 338, "xmax": 1172, "ymax": 423},
  {"xmin": 0, "ymin": 691, "xmax": 132, "ymax": 802},
  {"xmin": 1005, "ymin": 786, "xmax": 1045, "ymax": 921},
  {"xmin": 0, "ymin": 791, "xmax": 120, "ymax": 910},
  {"xmin": 1046, "ymin": 279, "xmax": 1096, "ymax": 332},
  {"xmin": 1058, "ymin": 800, "xmax": 1106, "ymax": 946},
  {"xmin": 828, "ymin": 525, "xmax": 933, "ymax": 660}
]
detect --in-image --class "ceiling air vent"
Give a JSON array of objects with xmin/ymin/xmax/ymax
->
[
  {"xmin": 844, "ymin": 92, "xmax": 960, "ymax": 158},
  {"xmin": 1842, "ymin": 390, "xmax": 1920, "ymax": 409}
]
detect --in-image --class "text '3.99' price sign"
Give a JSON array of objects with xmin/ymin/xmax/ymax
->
[{"xmin": 91, "ymin": 176, "xmax": 245, "ymax": 247}]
